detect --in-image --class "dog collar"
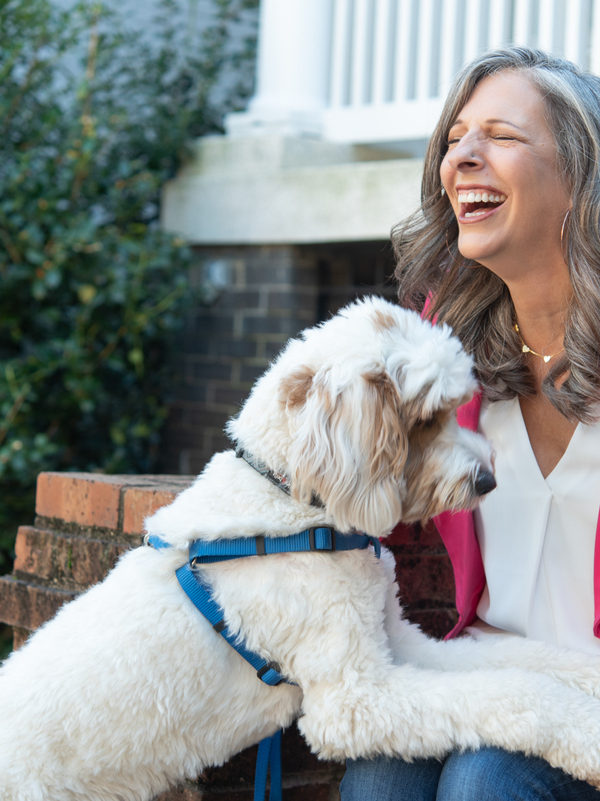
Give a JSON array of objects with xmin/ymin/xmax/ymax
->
[{"xmin": 234, "ymin": 447, "xmax": 324, "ymax": 508}]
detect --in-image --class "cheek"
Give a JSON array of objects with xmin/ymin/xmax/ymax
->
[
  {"xmin": 439, "ymin": 158, "xmax": 459, "ymax": 216},
  {"xmin": 439, "ymin": 156, "xmax": 452, "ymax": 191}
]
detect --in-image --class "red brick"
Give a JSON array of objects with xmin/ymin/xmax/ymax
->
[
  {"xmin": 35, "ymin": 473, "xmax": 124, "ymax": 529},
  {"xmin": 35, "ymin": 473, "xmax": 193, "ymax": 536},
  {"xmin": 11, "ymin": 626, "xmax": 30, "ymax": 651},
  {"xmin": 386, "ymin": 520, "xmax": 445, "ymax": 551},
  {"xmin": 13, "ymin": 526, "xmax": 126, "ymax": 587},
  {"xmin": 13, "ymin": 525, "xmax": 48, "ymax": 577},
  {"xmin": 69, "ymin": 537, "xmax": 127, "ymax": 586},
  {"xmin": 121, "ymin": 482, "xmax": 190, "ymax": 536},
  {"xmin": 0, "ymin": 575, "xmax": 76, "ymax": 630},
  {"xmin": 409, "ymin": 608, "xmax": 458, "ymax": 639},
  {"xmin": 394, "ymin": 553, "xmax": 455, "ymax": 609}
]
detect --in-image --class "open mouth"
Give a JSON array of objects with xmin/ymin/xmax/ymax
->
[{"xmin": 458, "ymin": 190, "xmax": 506, "ymax": 219}]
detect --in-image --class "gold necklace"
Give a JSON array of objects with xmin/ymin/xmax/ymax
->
[{"xmin": 513, "ymin": 322, "xmax": 563, "ymax": 364}]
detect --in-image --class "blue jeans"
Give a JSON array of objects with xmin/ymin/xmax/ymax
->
[{"xmin": 340, "ymin": 749, "xmax": 600, "ymax": 801}]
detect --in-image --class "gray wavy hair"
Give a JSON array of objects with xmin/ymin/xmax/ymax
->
[{"xmin": 393, "ymin": 46, "xmax": 600, "ymax": 422}]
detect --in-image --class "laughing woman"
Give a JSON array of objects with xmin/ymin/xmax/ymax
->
[{"xmin": 341, "ymin": 47, "xmax": 600, "ymax": 801}]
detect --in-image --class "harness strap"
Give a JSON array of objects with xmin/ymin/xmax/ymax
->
[
  {"xmin": 149, "ymin": 527, "xmax": 380, "ymax": 563},
  {"xmin": 175, "ymin": 561, "xmax": 286, "ymax": 686},
  {"xmin": 148, "ymin": 527, "xmax": 380, "ymax": 684},
  {"xmin": 147, "ymin": 528, "xmax": 381, "ymax": 801}
]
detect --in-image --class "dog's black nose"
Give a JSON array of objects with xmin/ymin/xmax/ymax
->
[{"xmin": 474, "ymin": 469, "xmax": 496, "ymax": 496}]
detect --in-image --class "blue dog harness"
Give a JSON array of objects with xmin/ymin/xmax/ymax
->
[{"xmin": 148, "ymin": 526, "xmax": 381, "ymax": 800}]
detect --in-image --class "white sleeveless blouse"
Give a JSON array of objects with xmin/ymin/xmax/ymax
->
[{"xmin": 474, "ymin": 397, "xmax": 600, "ymax": 655}]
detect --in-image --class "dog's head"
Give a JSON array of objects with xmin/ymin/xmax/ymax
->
[{"xmin": 227, "ymin": 296, "xmax": 494, "ymax": 537}]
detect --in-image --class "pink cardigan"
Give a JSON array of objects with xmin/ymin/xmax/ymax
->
[{"xmin": 398, "ymin": 393, "xmax": 600, "ymax": 640}]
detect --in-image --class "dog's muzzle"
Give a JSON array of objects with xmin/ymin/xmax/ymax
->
[{"xmin": 474, "ymin": 468, "xmax": 496, "ymax": 496}]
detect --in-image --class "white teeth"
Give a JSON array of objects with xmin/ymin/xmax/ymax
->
[{"xmin": 457, "ymin": 190, "xmax": 506, "ymax": 204}]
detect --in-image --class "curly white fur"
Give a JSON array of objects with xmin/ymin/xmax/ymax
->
[{"xmin": 2, "ymin": 296, "xmax": 600, "ymax": 800}]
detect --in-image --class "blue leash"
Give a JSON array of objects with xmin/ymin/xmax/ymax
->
[
  {"xmin": 148, "ymin": 527, "xmax": 381, "ymax": 799},
  {"xmin": 254, "ymin": 729, "xmax": 282, "ymax": 801}
]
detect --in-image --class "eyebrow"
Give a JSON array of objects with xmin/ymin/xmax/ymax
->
[{"xmin": 449, "ymin": 117, "xmax": 526, "ymax": 131}]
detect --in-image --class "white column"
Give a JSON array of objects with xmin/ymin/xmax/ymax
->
[
  {"xmin": 393, "ymin": 0, "xmax": 413, "ymax": 102},
  {"xmin": 228, "ymin": 0, "xmax": 333, "ymax": 136},
  {"xmin": 415, "ymin": 0, "xmax": 435, "ymax": 100},
  {"xmin": 590, "ymin": 0, "xmax": 600, "ymax": 74},
  {"xmin": 563, "ymin": 0, "xmax": 585, "ymax": 65}
]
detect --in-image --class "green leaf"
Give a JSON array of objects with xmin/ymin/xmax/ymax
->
[{"xmin": 0, "ymin": 0, "xmax": 258, "ymax": 574}]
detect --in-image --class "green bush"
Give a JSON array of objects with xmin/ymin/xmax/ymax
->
[{"xmin": 0, "ymin": 0, "xmax": 258, "ymax": 573}]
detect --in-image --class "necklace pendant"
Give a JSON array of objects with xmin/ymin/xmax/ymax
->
[
  {"xmin": 522, "ymin": 344, "xmax": 530, "ymax": 354},
  {"xmin": 543, "ymin": 354, "xmax": 551, "ymax": 363}
]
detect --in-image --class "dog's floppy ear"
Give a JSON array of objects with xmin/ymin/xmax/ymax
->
[
  {"xmin": 361, "ymin": 370, "xmax": 409, "ymax": 486},
  {"xmin": 285, "ymin": 366, "xmax": 408, "ymax": 536},
  {"xmin": 279, "ymin": 365, "xmax": 316, "ymax": 410}
]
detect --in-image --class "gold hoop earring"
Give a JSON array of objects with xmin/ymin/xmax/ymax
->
[{"xmin": 560, "ymin": 208, "xmax": 571, "ymax": 244}]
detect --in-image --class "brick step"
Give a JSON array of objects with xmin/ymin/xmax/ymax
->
[
  {"xmin": 0, "ymin": 574, "xmax": 77, "ymax": 633},
  {"xmin": 35, "ymin": 472, "xmax": 193, "ymax": 537},
  {"xmin": 0, "ymin": 473, "xmax": 193, "ymax": 649},
  {"xmin": 13, "ymin": 525, "xmax": 130, "ymax": 590}
]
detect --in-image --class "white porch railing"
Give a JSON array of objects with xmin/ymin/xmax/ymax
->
[{"xmin": 227, "ymin": 0, "xmax": 600, "ymax": 148}]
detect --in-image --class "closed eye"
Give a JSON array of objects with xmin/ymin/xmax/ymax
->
[{"xmin": 413, "ymin": 407, "xmax": 452, "ymax": 434}]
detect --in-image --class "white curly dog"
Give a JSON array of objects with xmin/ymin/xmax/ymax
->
[{"xmin": 3, "ymin": 296, "xmax": 600, "ymax": 801}]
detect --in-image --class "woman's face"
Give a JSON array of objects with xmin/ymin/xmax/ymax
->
[{"xmin": 439, "ymin": 70, "xmax": 571, "ymax": 282}]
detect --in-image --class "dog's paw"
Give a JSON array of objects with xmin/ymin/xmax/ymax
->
[{"xmin": 296, "ymin": 714, "xmax": 346, "ymax": 761}]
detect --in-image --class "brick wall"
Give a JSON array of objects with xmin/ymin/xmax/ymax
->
[
  {"xmin": 160, "ymin": 241, "xmax": 397, "ymax": 475},
  {"xmin": 0, "ymin": 471, "xmax": 456, "ymax": 800}
]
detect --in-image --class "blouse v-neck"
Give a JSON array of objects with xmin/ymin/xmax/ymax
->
[
  {"xmin": 518, "ymin": 394, "xmax": 579, "ymax": 481},
  {"xmin": 473, "ymin": 397, "xmax": 600, "ymax": 654}
]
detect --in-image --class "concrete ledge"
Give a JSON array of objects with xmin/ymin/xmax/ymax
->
[{"xmin": 161, "ymin": 134, "xmax": 423, "ymax": 244}]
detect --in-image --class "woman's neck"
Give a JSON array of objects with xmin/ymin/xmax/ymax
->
[{"xmin": 486, "ymin": 254, "xmax": 572, "ymax": 358}]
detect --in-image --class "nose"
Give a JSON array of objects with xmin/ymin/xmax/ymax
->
[
  {"xmin": 474, "ymin": 468, "xmax": 496, "ymax": 496},
  {"xmin": 445, "ymin": 136, "xmax": 484, "ymax": 172}
]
